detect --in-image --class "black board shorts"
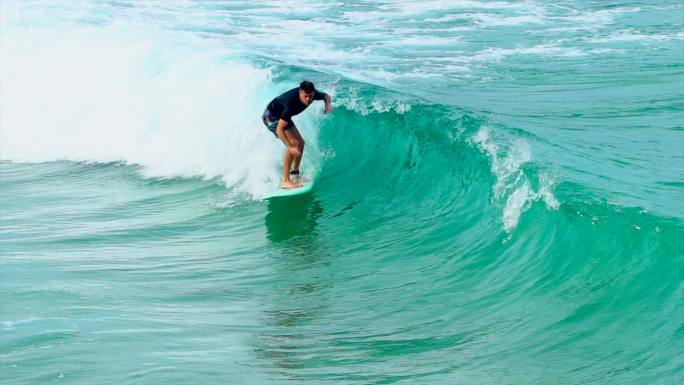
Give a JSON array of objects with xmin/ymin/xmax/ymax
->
[{"xmin": 262, "ymin": 109, "xmax": 295, "ymax": 138}]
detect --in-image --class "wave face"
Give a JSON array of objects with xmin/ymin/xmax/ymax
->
[{"xmin": 1, "ymin": 2, "xmax": 683, "ymax": 384}]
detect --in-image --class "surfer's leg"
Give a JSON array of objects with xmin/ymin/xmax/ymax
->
[
  {"xmin": 285, "ymin": 126, "xmax": 305, "ymax": 173},
  {"xmin": 281, "ymin": 149, "xmax": 302, "ymax": 189},
  {"xmin": 266, "ymin": 116, "xmax": 302, "ymax": 188}
]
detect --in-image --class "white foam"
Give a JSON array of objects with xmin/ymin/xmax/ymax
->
[
  {"xmin": 342, "ymin": 11, "xmax": 386, "ymax": 24},
  {"xmin": 2, "ymin": 316, "xmax": 62, "ymax": 331},
  {"xmin": 587, "ymin": 30, "xmax": 684, "ymax": 44},
  {"xmin": 383, "ymin": 36, "xmax": 462, "ymax": 46},
  {"xmin": 454, "ymin": 44, "xmax": 587, "ymax": 64},
  {"xmin": 472, "ymin": 127, "xmax": 558, "ymax": 232},
  {"xmin": 558, "ymin": 7, "xmax": 640, "ymax": 26},
  {"xmin": 337, "ymin": 88, "xmax": 412, "ymax": 116},
  {"xmin": 379, "ymin": 0, "xmax": 537, "ymax": 14},
  {"xmin": 468, "ymin": 13, "xmax": 545, "ymax": 27},
  {"xmin": 0, "ymin": 18, "xmax": 314, "ymax": 199}
]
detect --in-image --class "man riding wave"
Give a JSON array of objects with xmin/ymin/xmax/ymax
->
[{"xmin": 262, "ymin": 81, "xmax": 332, "ymax": 188}]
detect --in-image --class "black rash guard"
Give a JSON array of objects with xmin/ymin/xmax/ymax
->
[{"xmin": 265, "ymin": 88, "xmax": 325, "ymax": 123}]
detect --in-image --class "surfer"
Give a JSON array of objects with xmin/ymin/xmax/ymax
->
[{"xmin": 262, "ymin": 81, "xmax": 333, "ymax": 189}]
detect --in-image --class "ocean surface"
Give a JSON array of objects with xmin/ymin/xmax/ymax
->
[{"xmin": 1, "ymin": 1, "xmax": 683, "ymax": 384}]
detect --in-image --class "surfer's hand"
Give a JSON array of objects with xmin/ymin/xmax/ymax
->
[
  {"xmin": 324, "ymin": 103, "xmax": 333, "ymax": 114},
  {"xmin": 288, "ymin": 146, "xmax": 301, "ymax": 156}
]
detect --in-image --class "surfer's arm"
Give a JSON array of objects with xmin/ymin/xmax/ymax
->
[
  {"xmin": 276, "ymin": 119, "xmax": 301, "ymax": 156},
  {"xmin": 275, "ymin": 119, "xmax": 291, "ymax": 145},
  {"xmin": 313, "ymin": 90, "xmax": 332, "ymax": 113},
  {"xmin": 323, "ymin": 93, "xmax": 333, "ymax": 113}
]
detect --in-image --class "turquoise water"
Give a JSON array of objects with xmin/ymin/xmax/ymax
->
[{"xmin": 1, "ymin": 1, "xmax": 683, "ymax": 384}]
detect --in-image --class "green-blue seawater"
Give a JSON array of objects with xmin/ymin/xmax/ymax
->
[{"xmin": 1, "ymin": 1, "xmax": 683, "ymax": 384}]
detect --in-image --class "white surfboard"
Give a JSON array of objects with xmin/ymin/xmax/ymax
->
[{"xmin": 262, "ymin": 179, "xmax": 314, "ymax": 200}]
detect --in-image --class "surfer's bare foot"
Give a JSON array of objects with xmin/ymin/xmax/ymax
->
[{"xmin": 281, "ymin": 180, "xmax": 303, "ymax": 189}]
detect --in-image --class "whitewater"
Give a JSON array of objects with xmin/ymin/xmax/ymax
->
[{"xmin": 1, "ymin": 1, "xmax": 682, "ymax": 384}]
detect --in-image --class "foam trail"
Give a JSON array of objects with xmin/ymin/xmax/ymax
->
[{"xmin": 0, "ymin": 19, "xmax": 295, "ymax": 197}]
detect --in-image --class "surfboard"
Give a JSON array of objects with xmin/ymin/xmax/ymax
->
[{"xmin": 262, "ymin": 179, "xmax": 314, "ymax": 200}]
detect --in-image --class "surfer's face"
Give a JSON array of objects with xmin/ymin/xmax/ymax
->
[{"xmin": 299, "ymin": 90, "xmax": 315, "ymax": 106}]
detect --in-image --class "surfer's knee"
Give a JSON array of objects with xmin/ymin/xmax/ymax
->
[{"xmin": 295, "ymin": 139, "xmax": 305, "ymax": 152}]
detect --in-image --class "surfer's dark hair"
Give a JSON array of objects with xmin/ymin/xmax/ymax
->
[{"xmin": 300, "ymin": 80, "xmax": 316, "ymax": 93}]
